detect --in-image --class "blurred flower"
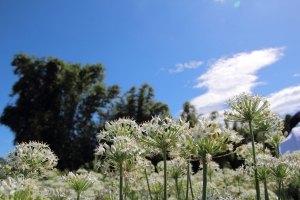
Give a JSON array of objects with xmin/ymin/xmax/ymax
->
[{"xmin": 6, "ymin": 141, "xmax": 58, "ymax": 178}]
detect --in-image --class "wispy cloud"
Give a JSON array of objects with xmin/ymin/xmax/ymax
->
[
  {"xmin": 268, "ymin": 85, "xmax": 300, "ymax": 116},
  {"xmin": 169, "ymin": 61, "xmax": 203, "ymax": 73},
  {"xmin": 190, "ymin": 47, "xmax": 285, "ymax": 115},
  {"xmin": 293, "ymin": 73, "xmax": 300, "ymax": 77},
  {"xmin": 214, "ymin": 0, "xmax": 225, "ymax": 2}
]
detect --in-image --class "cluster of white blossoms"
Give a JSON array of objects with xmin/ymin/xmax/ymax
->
[
  {"xmin": 139, "ymin": 116, "xmax": 191, "ymax": 156},
  {"xmin": 157, "ymin": 156, "xmax": 188, "ymax": 179},
  {"xmin": 62, "ymin": 171, "xmax": 97, "ymax": 197},
  {"xmin": 224, "ymin": 92, "xmax": 271, "ymax": 122},
  {"xmin": 188, "ymin": 118, "xmax": 243, "ymax": 160},
  {"xmin": 0, "ymin": 176, "xmax": 41, "ymax": 199},
  {"xmin": 6, "ymin": 141, "xmax": 58, "ymax": 178},
  {"xmin": 236, "ymin": 142, "xmax": 270, "ymax": 160}
]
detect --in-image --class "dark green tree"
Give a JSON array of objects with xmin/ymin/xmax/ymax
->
[
  {"xmin": 283, "ymin": 114, "xmax": 292, "ymax": 134},
  {"xmin": 180, "ymin": 101, "xmax": 200, "ymax": 128},
  {"xmin": 0, "ymin": 53, "xmax": 120, "ymax": 170},
  {"xmin": 109, "ymin": 83, "xmax": 170, "ymax": 124}
]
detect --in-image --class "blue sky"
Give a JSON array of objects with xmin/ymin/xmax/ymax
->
[{"xmin": 1, "ymin": 0, "xmax": 300, "ymax": 158}]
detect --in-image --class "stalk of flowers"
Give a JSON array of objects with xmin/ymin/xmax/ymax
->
[
  {"xmin": 121, "ymin": 156, "xmax": 154, "ymax": 199},
  {"xmin": 252, "ymin": 112, "xmax": 284, "ymax": 153},
  {"xmin": 6, "ymin": 141, "xmax": 58, "ymax": 178},
  {"xmin": 157, "ymin": 157, "xmax": 188, "ymax": 199},
  {"xmin": 265, "ymin": 130, "xmax": 287, "ymax": 158},
  {"xmin": 62, "ymin": 171, "xmax": 97, "ymax": 200},
  {"xmin": 95, "ymin": 135, "xmax": 144, "ymax": 200},
  {"xmin": 266, "ymin": 155, "xmax": 297, "ymax": 200},
  {"xmin": 138, "ymin": 116, "xmax": 190, "ymax": 200},
  {"xmin": 225, "ymin": 92, "xmax": 271, "ymax": 200},
  {"xmin": 246, "ymin": 153, "xmax": 275, "ymax": 200},
  {"xmin": 206, "ymin": 161, "xmax": 219, "ymax": 183},
  {"xmin": 232, "ymin": 165, "xmax": 248, "ymax": 196},
  {"xmin": 168, "ymin": 122, "xmax": 195, "ymax": 200},
  {"xmin": 186, "ymin": 118, "xmax": 243, "ymax": 200},
  {"xmin": 147, "ymin": 172, "xmax": 165, "ymax": 200},
  {"xmin": 95, "ymin": 118, "xmax": 145, "ymax": 200}
]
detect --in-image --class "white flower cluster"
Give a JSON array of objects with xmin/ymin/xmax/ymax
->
[
  {"xmin": 189, "ymin": 118, "xmax": 243, "ymax": 159},
  {"xmin": 157, "ymin": 156, "xmax": 188, "ymax": 179},
  {"xmin": 140, "ymin": 116, "xmax": 190, "ymax": 155},
  {"xmin": 236, "ymin": 142, "xmax": 270, "ymax": 160},
  {"xmin": 62, "ymin": 171, "xmax": 97, "ymax": 197},
  {"xmin": 224, "ymin": 92, "xmax": 270, "ymax": 122},
  {"xmin": 0, "ymin": 176, "xmax": 40, "ymax": 199},
  {"xmin": 6, "ymin": 141, "xmax": 58, "ymax": 178}
]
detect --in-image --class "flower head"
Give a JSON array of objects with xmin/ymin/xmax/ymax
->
[
  {"xmin": 224, "ymin": 92, "xmax": 270, "ymax": 122},
  {"xmin": 6, "ymin": 141, "xmax": 58, "ymax": 178}
]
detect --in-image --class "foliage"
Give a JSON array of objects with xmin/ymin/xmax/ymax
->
[
  {"xmin": 180, "ymin": 102, "xmax": 199, "ymax": 128},
  {"xmin": 108, "ymin": 83, "xmax": 170, "ymax": 124},
  {"xmin": 0, "ymin": 53, "xmax": 120, "ymax": 170}
]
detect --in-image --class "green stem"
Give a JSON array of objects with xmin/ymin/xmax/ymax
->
[
  {"xmin": 282, "ymin": 181, "xmax": 286, "ymax": 200},
  {"xmin": 188, "ymin": 166, "xmax": 194, "ymax": 199},
  {"xmin": 186, "ymin": 162, "xmax": 189, "ymax": 200},
  {"xmin": 276, "ymin": 145, "xmax": 280, "ymax": 158},
  {"xmin": 278, "ymin": 180, "xmax": 282, "ymax": 200},
  {"xmin": 144, "ymin": 168, "xmax": 153, "ymax": 200},
  {"xmin": 238, "ymin": 179, "xmax": 241, "ymax": 195},
  {"xmin": 163, "ymin": 150, "xmax": 167, "ymax": 200},
  {"xmin": 263, "ymin": 132, "xmax": 265, "ymax": 153},
  {"xmin": 125, "ymin": 179, "xmax": 128, "ymax": 200},
  {"xmin": 120, "ymin": 163, "xmax": 123, "ymax": 200},
  {"xmin": 249, "ymin": 120, "xmax": 261, "ymax": 200},
  {"xmin": 175, "ymin": 178, "xmax": 180, "ymax": 200},
  {"xmin": 77, "ymin": 192, "xmax": 81, "ymax": 200},
  {"xmin": 264, "ymin": 180, "xmax": 269, "ymax": 200},
  {"xmin": 202, "ymin": 154, "xmax": 208, "ymax": 200}
]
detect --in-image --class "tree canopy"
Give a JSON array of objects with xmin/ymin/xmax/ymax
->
[
  {"xmin": 1, "ymin": 53, "xmax": 171, "ymax": 170},
  {"xmin": 108, "ymin": 83, "xmax": 170, "ymax": 124},
  {"xmin": 0, "ymin": 53, "xmax": 120, "ymax": 170}
]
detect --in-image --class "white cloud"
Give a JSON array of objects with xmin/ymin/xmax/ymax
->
[
  {"xmin": 190, "ymin": 47, "xmax": 285, "ymax": 115},
  {"xmin": 169, "ymin": 61, "xmax": 203, "ymax": 73},
  {"xmin": 268, "ymin": 85, "xmax": 300, "ymax": 116},
  {"xmin": 293, "ymin": 73, "xmax": 300, "ymax": 77},
  {"xmin": 214, "ymin": 0, "xmax": 225, "ymax": 2}
]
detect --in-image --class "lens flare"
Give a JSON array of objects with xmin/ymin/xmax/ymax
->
[{"xmin": 234, "ymin": 1, "xmax": 241, "ymax": 8}]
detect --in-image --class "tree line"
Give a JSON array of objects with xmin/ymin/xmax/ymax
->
[{"xmin": 0, "ymin": 53, "xmax": 292, "ymax": 171}]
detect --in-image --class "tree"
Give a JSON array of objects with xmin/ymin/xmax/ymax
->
[
  {"xmin": 283, "ymin": 114, "xmax": 292, "ymax": 134},
  {"xmin": 180, "ymin": 101, "xmax": 200, "ymax": 128},
  {"xmin": 108, "ymin": 83, "xmax": 170, "ymax": 123},
  {"xmin": 0, "ymin": 53, "xmax": 120, "ymax": 170}
]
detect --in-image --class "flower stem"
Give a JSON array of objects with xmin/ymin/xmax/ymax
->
[
  {"xmin": 264, "ymin": 180, "xmax": 269, "ymax": 200},
  {"xmin": 120, "ymin": 163, "xmax": 123, "ymax": 200},
  {"xmin": 278, "ymin": 180, "xmax": 282, "ymax": 200},
  {"xmin": 175, "ymin": 178, "xmax": 180, "ymax": 200},
  {"xmin": 263, "ymin": 132, "xmax": 265, "ymax": 153},
  {"xmin": 185, "ymin": 162, "xmax": 190, "ymax": 200},
  {"xmin": 202, "ymin": 153, "xmax": 208, "ymax": 200},
  {"xmin": 249, "ymin": 120, "xmax": 261, "ymax": 200},
  {"xmin": 144, "ymin": 168, "xmax": 153, "ymax": 200},
  {"xmin": 188, "ymin": 165, "xmax": 194, "ymax": 199},
  {"xmin": 163, "ymin": 149, "xmax": 167, "ymax": 200}
]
